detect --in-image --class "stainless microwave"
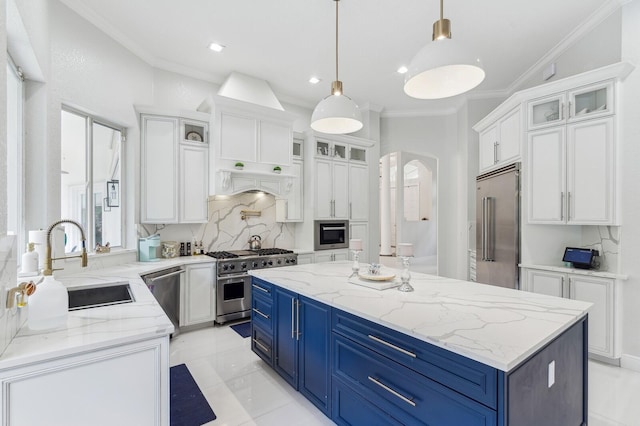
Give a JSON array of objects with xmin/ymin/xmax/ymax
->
[{"xmin": 314, "ymin": 220, "xmax": 349, "ymax": 250}]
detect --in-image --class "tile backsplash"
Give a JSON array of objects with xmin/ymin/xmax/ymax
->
[
  {"xmin": 0, "ymin": 235, "xmax": 24, "ymax": 356},
  {"xmin": 138, "ymin": 192, "xmax": 295, "ymax": 254},
  {"xmin": 581, "ymin": 226, "xmax": 619, "ymax": 272}
]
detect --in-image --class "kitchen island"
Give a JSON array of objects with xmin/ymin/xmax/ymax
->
[{"xmin": 249, "ymin": 261, "xmax": 592, "ymax": 425}]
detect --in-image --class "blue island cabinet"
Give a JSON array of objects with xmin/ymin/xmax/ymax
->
[
  {"xmin": 251, "ymin": 278, "xmax": 331, "ymax": 416},
  {"xmin": 251, "ymin": 277, "xmax": 588, "ymax": 426}
]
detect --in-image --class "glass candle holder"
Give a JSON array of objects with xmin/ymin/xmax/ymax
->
[
  {"xmin": 397, "ymin": 256, "xmax": 414, "ymax": 292},
  {"xmin": 350, "ymin": 250, "xmax": 361, "ymax": 278}
]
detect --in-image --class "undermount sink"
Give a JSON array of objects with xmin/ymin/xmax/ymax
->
[{"xmin": 68, "ymin": 281, "xmax": 134, "ymax": 311}]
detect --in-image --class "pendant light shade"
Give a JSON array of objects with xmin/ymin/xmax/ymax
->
[
  {"xmin": 311, "ymin": 0, "xmax": 363, "ymax": 134},
  {"xmin": 404, "ymin": 0, "xmax": 485, "ymax": 99}
]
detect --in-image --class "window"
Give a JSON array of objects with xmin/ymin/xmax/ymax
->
[
  {"xmin": 7, "ymin": 57, "xmax": 24, "ymax": 251},
  {"xmin": 61, "ymin": 108, "xmax": 124, "ymax": 252}
]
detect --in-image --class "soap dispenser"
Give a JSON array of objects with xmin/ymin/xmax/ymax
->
[
  {"xmin": 21, "ymin": 242, "xmax": 39, "ymax": 274},
  {"xmin": 28, "ymin": 276, "xmax": 68, "ymax": 330}
]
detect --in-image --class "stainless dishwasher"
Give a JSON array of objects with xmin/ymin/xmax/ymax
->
[{"xmin": 141, "ymin": 266, "xmax": 184, "ymax": 337}]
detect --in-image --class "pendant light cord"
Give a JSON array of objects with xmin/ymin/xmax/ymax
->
[
  {"xmin": 440, "ymin": 0, "xmax": 443, "ymax": 21},
  {"xmin": 335, "ymin": 0, "xmax": 339, "ymax": 82}
]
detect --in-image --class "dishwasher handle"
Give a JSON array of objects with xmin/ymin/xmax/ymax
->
[{"xmin": 146, "ymin": 269, "xmax": 184, "ymax": 283}]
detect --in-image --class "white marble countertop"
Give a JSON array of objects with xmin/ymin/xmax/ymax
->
[
  {"xmin": 249, "ymin": 261, "xmax": 592, "ymax": 372},
  {"xmin": 0, "ymin": 255, "xmax": 216, "ymax": 371},
  {"xmin": 519, "ymin": 263, "xmax": 628, "ymax": 280}
]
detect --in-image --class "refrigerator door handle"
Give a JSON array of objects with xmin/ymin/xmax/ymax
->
[
  {"xmin": 481, "ymin": 197, "xmax": 487, "ymax": 261},
  {"xmin": 486, "ymin": 196, "xmax": 495, "ymax": 261}
]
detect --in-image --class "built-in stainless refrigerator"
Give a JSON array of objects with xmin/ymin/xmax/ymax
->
[{"xmin": 475, "ymin": 163, "xmax": 520, "ymax": 289}]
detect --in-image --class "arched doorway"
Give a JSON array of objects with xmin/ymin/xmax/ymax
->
[{"xmin": 379, "ymin": 152, "xmax": 438, "ymax": 274}]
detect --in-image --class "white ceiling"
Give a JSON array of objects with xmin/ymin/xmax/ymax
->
[{"xmin": 60, "ymin": 0, "xmax": 619, "ymax": 115}]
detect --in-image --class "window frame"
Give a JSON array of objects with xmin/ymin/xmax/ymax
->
[
  {"xmin": 7, "ymin": 55, "xmax": 25, "ymax": 257},
  {"xmin": 61, "ymin": 105, "xmax": 126, "ymax": 252}
]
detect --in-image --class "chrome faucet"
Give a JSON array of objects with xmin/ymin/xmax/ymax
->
[{"xmin": 43, "ymin": 219, "xmax": 88, "ymax": 276}]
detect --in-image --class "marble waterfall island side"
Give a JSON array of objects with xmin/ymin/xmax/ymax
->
[{"xmin": 249, "ymin": 261, "xmax": 592, "ymax": 425}]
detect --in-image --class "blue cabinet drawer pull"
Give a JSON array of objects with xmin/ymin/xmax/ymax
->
[
  {"xmin": 368, "ymin": 334, "xmax": 417, "ymax": 358},
  {"xmin": 252, "ymin": 284, "xmax": 270, "ymax": 293},
  {"xmin": 253, "ymin": 338, "xmax": 271, "ymax": 354},
  {"xmin": 252, "ymin": 308, "xmax": 270, "ymax": 319},
  {"xmin": 368, "ymin": 376, "xmax": 416, "ymax": 407}
]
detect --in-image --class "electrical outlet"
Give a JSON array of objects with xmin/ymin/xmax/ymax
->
[{"xmin": 548, "ymin": 360, "xmax": 556, "ymax": 388}]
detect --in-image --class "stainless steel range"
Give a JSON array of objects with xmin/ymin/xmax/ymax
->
[{"xmin": 207, "ymin": 248, "xmax": 297, "ymax": 323}]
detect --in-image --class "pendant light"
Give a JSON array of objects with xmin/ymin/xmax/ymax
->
[
  {"xmin": 311, "ymin": 0, "xmax": 363, "ymax": 134},
  {"xmin": 404, "ymin": 0, "xmax": 485, "ymax": 99}
]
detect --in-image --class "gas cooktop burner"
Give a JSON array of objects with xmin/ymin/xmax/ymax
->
[
  {"xmin": 206, "ymin": 251, "xmax": 239, "ymax": 259},
  {"xmin": 251, "ymin": 248, "xmax": 294, "ymax": 256}
]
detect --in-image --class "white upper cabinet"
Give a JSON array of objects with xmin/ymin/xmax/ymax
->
[
  {"xmin": 528, "ymin": 117, "xmax": 614, "ymax": 225},
  {"xmin": 179, "ymin": 142, "xmax": 209, "ymax": 223},
  {"xmin": 219, "ymin": 113, "xmax": 257, "ymax": 163},
  {"xmin": 477, "ymin": 106, "xmax": 521, "ymax": 173},
  {"xmin": 141, "ymin": 116, "xmax": 179, "ymax": 223},
  {"xmin": 139, "ymin": 109, "xmax": 209, "ymax": 224},
  {"xmin": 260, "ymin": 121, "xmax": 291, "ymax": 165},
  {"xmin": 349, "ymin": 164, "xmax": 369, "ymax": 221},
  {"xmin": 528, "ymin": 81, "xmax": 614, "ymax": 130}
]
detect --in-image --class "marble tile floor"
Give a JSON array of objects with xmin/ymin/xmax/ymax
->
[{"xmin": 170, "ymin": 324, "xmax": 640, "ymax": 426}]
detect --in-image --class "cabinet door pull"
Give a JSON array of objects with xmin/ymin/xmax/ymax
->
[
  {"xmin": 253, "ymin": 338, "xmax": 270, "ymax": 354},
  {"xmin": 567, "ymin": 191, "xmax": 572, "ymax": 220},
  {"xmin": 252, "ymin": 284, "xmax": 270, "ymax": 294},
  {"xmin": 568, "ymin": 101, "xmax": 572, "ymax": 118},
  {"xmin": 368, "ymin": 376, "xmax": 416, "ymax": 407},
  {"xmin": 560, "ymin": 102, "xmax": 564, "ymax": 120},
  {"xmin": 252, "ymin": 308, "xmax": 269, "ymax": 319},
  {"xmin": 368, "ymin": 334, "xmax": 417, "ymax": 358},
  {"xmin": 560, "ymin": 192, "xmax": 564, "ymax": 221},
  {"xmin": 495, "ymin": 141, "xmax": 500, "ymax": 163},
  {"xmin": 291, "ymin": 298, "xmax": 295, "ymax": 339},
  {"xmin": 349, "ymin": 202, "xmax": 352, "ymax": 219},
  {"xmin": 295, "ymin": 300, "xmax": 300, "ymax": 341}
]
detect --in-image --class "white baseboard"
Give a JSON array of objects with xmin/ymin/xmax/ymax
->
[{"xmin": 620, "ymin": 353, "xmax": 640, "ymax": 372}]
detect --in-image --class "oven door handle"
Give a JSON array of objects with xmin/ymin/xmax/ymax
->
[
  {"xmin": 322, "ymin": 226, "xmax": 346, "ymax": 231},
  {"xmin": 217, "ymin": 273, "xmax": 250, "ymax": 281}
]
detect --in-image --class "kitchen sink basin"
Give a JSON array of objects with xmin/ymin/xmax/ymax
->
[{"xmin": 68, "ymin": 281, "xmax": 134, "ymax": 311}]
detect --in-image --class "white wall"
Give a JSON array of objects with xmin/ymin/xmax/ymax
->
[
  {"xmin": 619, "ymin": 0, "xmax": 640, "ymax": 365},
  {"xmin": 515, "ymin": 9, "xmax": 622, "ymax": 92},
  {"xmin": 380, "ymin": 114, "xmax": 460, "ymax": 278}
]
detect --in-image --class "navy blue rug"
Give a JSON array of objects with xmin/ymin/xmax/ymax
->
[
  {"xmin": 170, "ymin": 363, "xmax": 216, "ymax": 426},
  {"xmin": 230, "ymin": 321, "xmax": 251, "ymax": 338}
]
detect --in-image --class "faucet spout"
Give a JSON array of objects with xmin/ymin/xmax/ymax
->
[{"xmin": 43, "ymin": 219, "xmax": 88, "ymax": 276}]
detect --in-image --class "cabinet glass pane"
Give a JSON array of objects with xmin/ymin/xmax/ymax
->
[
  {"xmin": 316, "ymin": 141, "xmax": 330, "ymax": 156},
  {"xmin": 184, "ymin": 123, "xmax": 206, "ymax": 143},
  {"xmin": 333, "ymin": 144, "xmax": 346, "ymax": 159},
  {"xmin": 574, "ymin": 88, "xmax": 607, "ymax": 117},
  {"xmin": 293, "ymin": 140, "xmax": 302, "ymax": 157},
  {"xmin": 350, "ymin": 147, "xmax": 366, "ymax": 162},
  {"xmin": 531, "ymin": 99, "xmax": 561, "ymax": 126}
]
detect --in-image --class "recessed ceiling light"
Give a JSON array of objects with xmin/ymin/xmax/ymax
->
[
  {"xmin": 397, "ymin": 66, "xmax": 408, "ymax": 74},
  {"xmin": 309, "ymin": 76, "xmax": 321, "ymax": 84},
  {"xmin": 208, "ymin": 42, "xmax": 225, "ymax": 52}
]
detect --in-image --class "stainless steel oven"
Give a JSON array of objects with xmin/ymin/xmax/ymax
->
[
  {"xmin": 216, "ymin": 273, "xmax": 251, "ymax": 324},
  {"xmin": 314, "ymin": 220, "xmax": 349, "ymax": 250}
]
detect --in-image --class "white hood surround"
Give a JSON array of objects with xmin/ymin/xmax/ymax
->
[{"xmin": 201, "ymin": 73, "xmax": 297, "ymax": 197}]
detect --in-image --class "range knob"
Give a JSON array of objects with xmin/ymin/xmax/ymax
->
[
  {"xmin": 277, "ymin": 259, "xmax": 282, "ymax": 265},
  {"xmin": 240, "ymin": 262, "xmax": 247, "ymax": 270},
  {"xmin": 290, "ymin": 258, "xmax": 296, "ymax": 264},
  {"xmin": 285, "ymin": 259, "xmax": 290, "ymax": 264},
  {"xmin": 229, "ymin": 264, "xmax": 235, "ymax": 270},
  {"xmin": 222, "ymin": 265, "xmax": 229, "ymax": 271},
  {"xmin": 252, "ymin": 261, "xmax": 259, "ymax": 268},
  {"xmin": 268, "ymin": 260, "xmax": 273, "ymax": 266},
  {"xmin": 261, "ymin": 260, "xmax": 267, "ymax": 267}
]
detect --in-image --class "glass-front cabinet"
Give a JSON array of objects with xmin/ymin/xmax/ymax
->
[
  {"xmin": 349, "ymin": 146, "xmax": 366, "ymax": 162},
  {"xmin": 315, "ymin": 139, "xmax": 347, "ymax": 160},
  {"xmin": 528, "ymin": 80, "xmax": 614, "ymax": 130}
]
